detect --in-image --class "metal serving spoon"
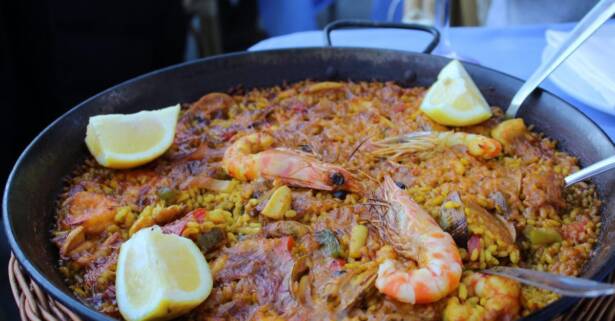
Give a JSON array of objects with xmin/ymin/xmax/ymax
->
[
  {"xmin": 504, "ymin": 0, "xmax": 615, "ymax": 187},
  {"xmin": 484, "ymin": 266, "xmax": 615, "ymax": 297}
]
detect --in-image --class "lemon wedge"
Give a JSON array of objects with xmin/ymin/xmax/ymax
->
[
  {"xmin": 116, "ymin": 226, "xmax": 212, "ymax": 321},
  {"xmin": 420, "ymin": 60, "xmax": 492, "ymax": 126},
  {"xmin": 85, "ymin": 105, "xmax": 180, "ymax": 169}
]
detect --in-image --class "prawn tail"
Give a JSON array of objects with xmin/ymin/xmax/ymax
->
[
  {"xmin": 376, "ymin": 259, "xmax": 456, "ymax": 304},
  {"xmin": 444, "ymin": 132, "xmax": 502, "ymax": 159}
]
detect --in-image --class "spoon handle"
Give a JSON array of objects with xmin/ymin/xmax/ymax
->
[
  {"xmin": 484, "ymin": 267, "xmax": 615, "ymax": 297},
  {"xmin": 506, "ymin": 0, "xmax": 615, "ymax": 117},
  {"xmin": 565, "ymin": 155, "xmax": 615, "ymax": 187}
]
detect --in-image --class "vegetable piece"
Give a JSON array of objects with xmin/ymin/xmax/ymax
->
[
  {"xmin": 315, "ymin": 229, "xmax": 341, "ymax": 258},
  {"xmin": 439, "ymin": 192, "xmax": 469, "ymax": 247},
  {"xmin": 261, "ymin": 185, "xmax": 292, "ymax": 220},
  {"xmin": 491, "ymin": 118, "xmax": 527, "ymax": 147},
  {"xmin": 349, "ymin": 224, "xmax": 368, "ymax": 259},
  {"xmin": 524, "ymin": 227, "xmax": 562, "ymax": 245},
  {"xmin": 157, "ymin": 187, "xmax": 177, "ymax": 202},
  {"xmin": 197, "ymin": 228, "xmax": 226, "ymax": 254}
]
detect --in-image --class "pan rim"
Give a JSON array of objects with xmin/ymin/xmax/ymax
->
[{"xmin": 4, "ymin": 47, "xmax": 614, "ymax": 321}]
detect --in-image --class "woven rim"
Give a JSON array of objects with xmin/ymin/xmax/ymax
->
[
  {"xmin": 7, "ymin": 253, "xmax": 615, "ymax": 321},
  {"xmin": 9, "ymin": 254, "xmax": 82, "ymax": 321}
]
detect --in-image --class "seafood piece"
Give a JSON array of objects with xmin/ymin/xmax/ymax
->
[
  {"xmin": 289, "ymin": 255, "xmax": 312, "ymax": 303},
  {"xmin": 60, "ymin": 226, "xmax": 86, "ymax": 256},
  {"xmin": 161, "ymin": 208, "xmax": 206, "ymax": 236},
  {"xmin": 129, "ymin": 204, "xmax": 186, "ymax": 236},
  {"xmin": 371, "ymin": 131, "xmax": 502, "ymax": 160},
  {"xmin": 263, "ymin": 221, "xmax": 311, "ymax": 238},
  {"xmin": 489, "ymin": 191, "xmax": 512, "ymax": 218},
  {"xmin": 369, "ymin": 176, "xmax": 462, "ymax": 304},
  {"xmin": 465, "ymin": 201, "xmax": 516, "ymax": 245},
  {"xmin": 211, "ymin": 237, "xmax": 297, "ymax": 314},
  {"xmin": 183, "ymin": 92, "xmax": 235, "ymax": 122},
  {"xmin": 323, "ymin": 264, "xmax": 378, "ymax": 312},
  {"xmin": 223, "ymin": 133, "xmax": 362, "ymax": 193},
  {"xmin": 439, "ymin": 192, "xmax": 469, "ymax": 247},
  {"xmin": 444, "ymin": 273, "xmax": 521, "ymax": 321},
  {"xmin": 64, "ymin": 191, "xmax": 118, "ymax": 234},
  {"xmin": 180, "ymin": 174, "xmax": 236, "ymax": 192}
]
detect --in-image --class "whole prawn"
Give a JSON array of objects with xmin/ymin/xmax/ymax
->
[
  {"xmin": 371, "ymin": 131, "xmax": 502, "ymax": 160},
  {"xmin": 369, "ymin": 176, "xmax": 462, "ymax": 304},
  {"xmin": 223, "ymin": 132, "xmax": 363, "ymax": 193}
]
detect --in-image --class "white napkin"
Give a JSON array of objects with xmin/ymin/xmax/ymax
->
[{"xmin": 544, "ymin": 24, "xmax": 615, "ymax": 114}]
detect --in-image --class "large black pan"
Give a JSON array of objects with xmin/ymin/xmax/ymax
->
[{"xmin": 4, "ymin": 25, "xmax": 615, "ymax": 321}]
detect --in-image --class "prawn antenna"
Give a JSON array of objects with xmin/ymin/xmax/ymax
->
[{"xmin": 347, "ymin": 133, "xmax": 376, "ymax": 162}]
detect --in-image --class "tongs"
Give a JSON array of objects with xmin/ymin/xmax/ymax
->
[{"xmin": 505, "ymin": 0, "xmax": 615, "ymax": 187}]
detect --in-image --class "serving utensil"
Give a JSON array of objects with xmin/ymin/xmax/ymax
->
[
  {"xmin": 506, "ymin": 0, "xmax": 615, "ymax": 117},
  {"xmin": 485, "ymin": 266, "xmax": 615, "ymax": 297},
  {"xmin": 504, "ymin": 0, "xmax": 615, "ymax": 186},
  {"xmin": 565, "ymin": 155, "xmax": 615, "ymax": 187}
]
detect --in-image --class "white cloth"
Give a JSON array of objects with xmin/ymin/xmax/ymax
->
[{"xmin": 543, "ymin": 24, "xmax": 615, "ymax": 115}]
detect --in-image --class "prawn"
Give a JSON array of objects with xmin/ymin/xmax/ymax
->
[
  {"xmin": 444, "ymin": 272, "xmax": 520, "ymax": 321},
  {"xmin": 222, "ymin": 132, "xmax": 363, "ymax": 193},
  {"xmin": 371, "ymin": 131, "xmax": 502, "ymax": 160},
  {"xmin": 369, "ymin": 176, "xmax": 462, "ymax": 304},
  {"xmin": 63, "ymin": 191, "xmax": 118, "ymax": 234}
]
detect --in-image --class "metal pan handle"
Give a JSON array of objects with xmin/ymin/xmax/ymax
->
[{"xmin": 324, "ymin": 19, "xmax": 440, "ymax": 54}]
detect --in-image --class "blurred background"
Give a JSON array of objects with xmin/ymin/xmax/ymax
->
[{"xmin": 0, "ymin": 0, "xmax": 599, "ymax": 319}]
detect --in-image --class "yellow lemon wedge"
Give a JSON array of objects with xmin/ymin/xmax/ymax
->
[
  {"xmin": 85, "ymin": 105, "xmax": 180, "ymax": 169},
  {"xmin": 420, "ymin": 60, "xmax": 492, "ymax": 126},
  {"xmin": 116, "ymin": 226, "xmax": 213, "ymax": 321}
]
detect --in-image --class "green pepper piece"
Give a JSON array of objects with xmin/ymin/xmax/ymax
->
[
  {"xmin": 197, "ymin": 228, "xmax": 226, "ymax": 253},
  {"xmin": 158, "ymin": 187, "xmax": 177, "ymax": 202},
  {"xmin": 524, "ymin": 227, "xmax": 562, "ymax": 245},
  {"xmin": 315, "ymin": 229, "xmax": 341, "ymax": 258}
]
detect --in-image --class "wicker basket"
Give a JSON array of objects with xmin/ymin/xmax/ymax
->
[{"xmin": 8, "ymin": 253, "xmax": 615, "ymax": 321}]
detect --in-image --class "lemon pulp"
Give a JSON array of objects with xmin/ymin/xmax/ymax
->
[
  {"xmin": 116, "ymin": 226, "xmax": 212, "ymax": 321},
  {"xmin": 85, "ymin": 105, "xmax": 180, "ymax": 169},
  {"xmin": 420, "ymin": 60, "xmax": 492, "ymax": 126}
]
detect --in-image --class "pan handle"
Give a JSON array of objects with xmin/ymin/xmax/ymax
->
[{"xmin": 323, "ymin": 19, "xmax": 440, "ymax": 54}]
